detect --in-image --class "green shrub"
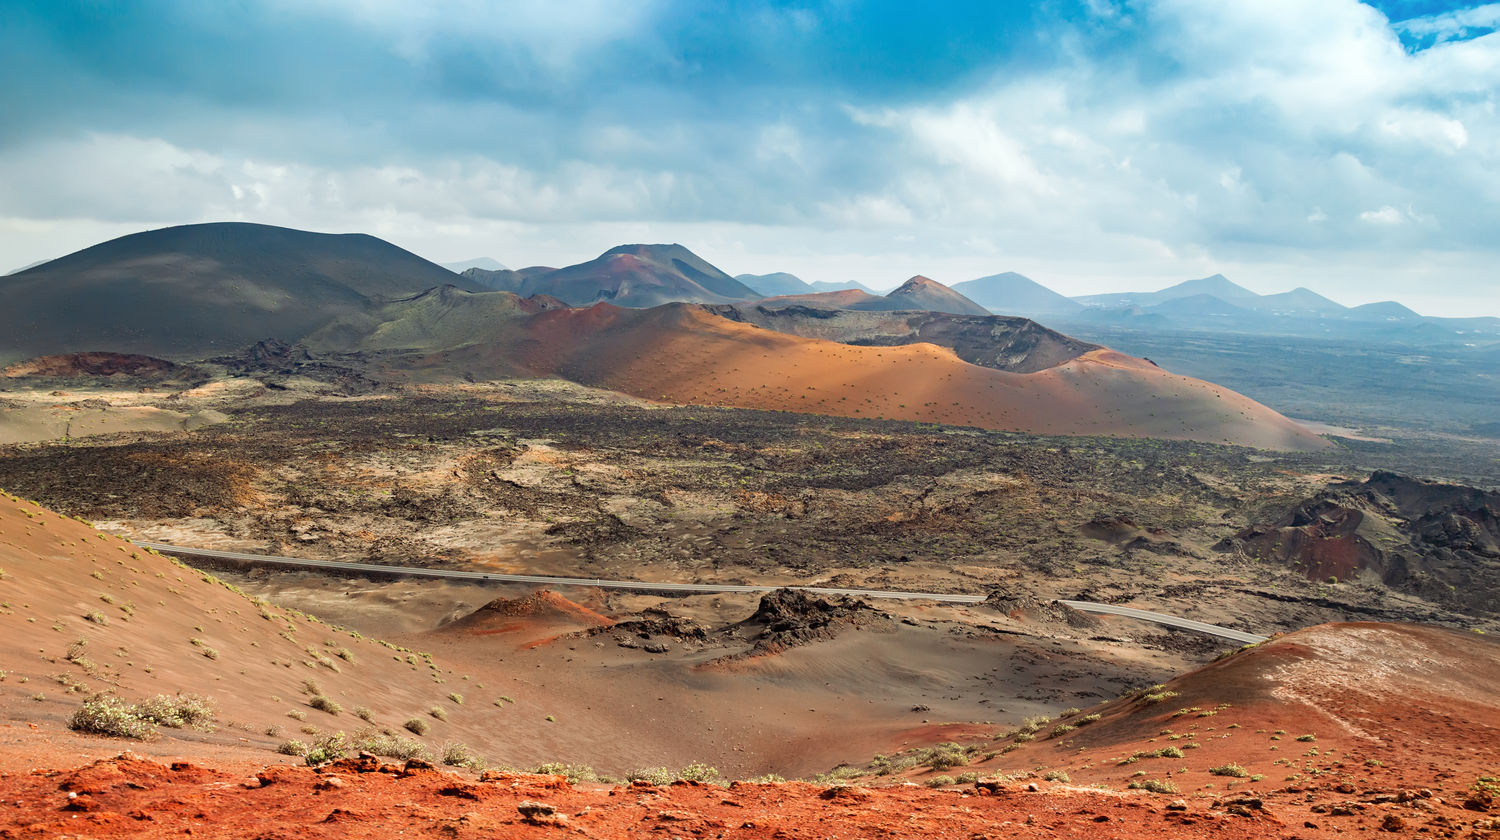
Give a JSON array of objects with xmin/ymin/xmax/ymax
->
[
  {"xmin": 1050, "ymin": 724, "xmax": 1076, "ymax": 738},
  {"xmin": 1209, "ymin": 763, "xmax": 1250, "ymax": 778},
  {"xmin": 133, "ymin": 694, "xmax": 216, "ymax": 730},
  {"xmin": 534, "ymin": 763, "xmax": 598, "ymax": 783},
  {"xmin": 677, "ymin": 762, "xmax": 720, "ymax": 783},
  {"xmin": 1128, "ymin": 778, "xmax": 1179, "ymax": 794},
  {"xmin": 429, "ymin": 706, "xmax": 448, "ymax": 722},
  {"xmin": 351, "ymin": 729, "xmax": 429, "ymax": 761},
  {"xmin": 447, "ymin": 692, "xmax": 464, "ymax": 705},
  {"xmin": 441, "ymin": 742, "xmax": 485, "ymax": 770},
  {"xmin": 404, "ymin": 717, "xmax": 429, "ymax": 735},
  {"xmin": 1296, "ymin": 734, "xmax": 1316, "ymax": 742},
  {"xmin": 304, "ymin": 732, "xmax": 349, "ymax": 766},
  {"xmin": 921, "ymin": 743, "xmax": 969, "ymax": 770},
  {"xmin": 276, "ymin": 739, "xmax": 308, "ymax": 756},
  {"xmin": 1043, "ymin": 770, "xmax": 1070, "ymax": 783},
  {"xmin": 354, "ymin": 706, "xmax": 374, "ymax": 722},
  {"xmin": 925, "ymin": 775, "xmax": 955, "ymax": 788},
  {"xmin": 626, "ymin": 767, "xmax": 674, "ymax": 786},
  {"xmin": 68, "ymin": 696, "xmax": 155, "ymax": 740},
  {"xmin": 309, "ymin": 695, "xmax": 341, "ymax": 715}
]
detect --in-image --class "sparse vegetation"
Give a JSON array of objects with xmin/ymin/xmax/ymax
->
[
  {"xmin": 308, "ymin": 695, "xmax": 341, "ymax": 715},
  {"xmin": 404, "ymin": 718, "xmax": 429, "ymax": 735},
  {"xmin": 441, "ymin": 742, "xmax": 484, "ymax": 770},
  {"xmin": 303, "ymin": 732, "xmax": 349, "ymax": 766},
  {"xmin": 68, "ymin": 695, "xmax": 156, "ymax": 740},
  {"xmin": 429, "ymin": 705, "xmax": 448, "ymax": 721},
  {"xmin": 132, "ymin": 694, "xmax": 216, "ymax": 730},
  {"xmin": 534, "ymin": 763, "xmax": 598, "ymax": 783},
  {"xmin": 1209, "ymin": 763, "xmax": 1250, "ymax": 778},
  {"xmin": 1128, "ymin": 778, "xmax": 1180, "ymax": 794}
]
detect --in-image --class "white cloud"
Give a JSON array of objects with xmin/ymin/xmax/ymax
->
[{"xmin": 1359, "ymin": 205, "xmax": 1406, "ymax": 224}]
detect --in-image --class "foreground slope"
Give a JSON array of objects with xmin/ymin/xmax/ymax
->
[
  {"xmin": 0, "ymin": 222, "xmax": 482, "ymax": 363},
  {"xmin": 0, "ymin": 489, "xmax": 512, "ymax": 765},
  {"xmin": 405, "ymin": 302, "xmax": 1326, "ymax": 450},
  {"xmin": 962, "ymin": 622, "xmax": 1500, "ymax": 801}
]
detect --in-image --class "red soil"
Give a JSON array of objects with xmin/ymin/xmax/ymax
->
[
  {"xmin": 0, "ymin": 752, "xmax": 1384, "ymax": 839},
  {"xmin": 440, "ymin": 589, "xmax": 613, "ymax": 636}
]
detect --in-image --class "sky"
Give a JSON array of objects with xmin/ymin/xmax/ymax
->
[{"xmin": 2, "ymin": 0, "xmax": 1498, "ymax": 315}]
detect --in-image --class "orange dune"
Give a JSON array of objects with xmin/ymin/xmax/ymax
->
[{"xmin": 432, "ymin": 303, "xmax": 1327, "ymax": 451}]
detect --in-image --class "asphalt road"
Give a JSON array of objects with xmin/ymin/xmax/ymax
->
[{"xmin": 134, "ymin": 541, "xmax": 1268, "ymax": 645}]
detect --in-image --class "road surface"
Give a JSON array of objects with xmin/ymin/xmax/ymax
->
[{"xmin": 134, "ymin": 541, "xmax": 1268, "ymax": 644}]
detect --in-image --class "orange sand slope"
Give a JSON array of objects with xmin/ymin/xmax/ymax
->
[
  {"xmin": 439, "ymin": 303, "xmax": 1327, "ymax": 451},
  {"xmin": 962, "ymin": 621, "xmax": 1500, "ymax": 799}
]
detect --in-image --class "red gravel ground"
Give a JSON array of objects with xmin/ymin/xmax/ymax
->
[{"xmin": 12, "ymin": 750, "xmax": 1488, "ymax": 840}]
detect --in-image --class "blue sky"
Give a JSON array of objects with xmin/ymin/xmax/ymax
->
[{"xmin": 2, "ymin": 0, "xmax": 1498, "ymax": 314}]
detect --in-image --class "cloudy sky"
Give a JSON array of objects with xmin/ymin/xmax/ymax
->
[{"xmin": 3, "ymin": 0, "xmax": 1498, "ymax": 315}]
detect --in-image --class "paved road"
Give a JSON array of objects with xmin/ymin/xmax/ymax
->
[{"xmin": 134, "ymin": 541, "xmax": 1268, "ymax": 644}]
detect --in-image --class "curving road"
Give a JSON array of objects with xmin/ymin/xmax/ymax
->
[{"xmin": 133, "ymin": 541, "xmax": 1268, "ymax": 645}]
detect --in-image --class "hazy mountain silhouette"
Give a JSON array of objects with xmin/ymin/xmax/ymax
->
[{"xmin": 950, "ymin": 272, "xmax": 1084, "ymax": 317}]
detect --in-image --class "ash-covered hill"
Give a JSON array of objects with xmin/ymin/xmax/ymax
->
[
  {"xmin": 0, "ymin": 222, "xmax": 482, "ymax": 363},
  {"xmin": 1220, "ymin": 471, "xmax": 1500, "ymax": 616}
]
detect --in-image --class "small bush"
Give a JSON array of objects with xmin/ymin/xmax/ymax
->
[
  {"xmin": 1050, "ymin": 724, "xmax": 1076, "ymax": 738},
  {"xmin": 921, "ymin": 743, "xmax": 969, "ymax": 770},
  {"xmin": 677, "ymin": 762, "xmax": 720, "ymax": 784},
  {"xmin": 447, "ymin": 692, "xmax": 464, "ymax": 705},
  {"xmin": 352, "ymin": 729, "xmax": 429, "ymax": 761},
  {"xmin": 1129, "ymin": 778, "xmax": 1179, "ymax": 794},
  {"xmin": 1141, "ymin": 690, "xmax": 1178, "ymax": 704},
  {"xmin": 626, "ymin": 767, "xmax": 674, "ymax": 786},
  {"xmin": 1295, "ymin": 734, "xmax": 1316, "ymax": 742},
  {"xmin": 354, "ymin": 706, "xmax": 374, "ymax": 722},
  {"xmin": 1043, "ymin": 770, "xmax": 1070, "ymax": 783},
  {"xmin": 429, "ymin": 706, "xmax": 448, "ymax": 721},
  {"xmin": 304, "ymin": 732, "xmax": 349, "ymax": 766},
  {"xmin": 534, "ymin": 763, "xmax": 598, "ymax": 783},
  {"xmin": 68, "ymin": 696, "xmax": 155, "ymax": 740},
  {"xmin": 404, "ymin": 718, "xmax": 429, "ymax": 735},
  {"xmin": 83, "ymin": 611, "xmax": 108, "ymax": 625},
  {"xmin": 1209, "ymin": 763, "xmax": 1250, "ymax": 778},
  {"xmin": 133, "ymin": 694, "xmax": 215, "ymax": 730},
  {"xmin": 441, "ymin": 742, "xmax": 484, "ymax": 770},
  {"xmin": 925, "ymin": 775, "xmax": 955, "ymax": 788},
  {"xmin": 276, "ymin": 739, "xmax": 308, "ymax": 756},
  {"xmin": 286, "ymin": 709, "xmax": 306, "ymax": 721},
  {"xmin": 309, "ymin": 695, "xmax": 342, "ymax": 715}
]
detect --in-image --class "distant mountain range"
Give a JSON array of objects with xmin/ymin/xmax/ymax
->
[
  {"xmin": 7, "ymin": 222, "xmax": 1493, "ymax": 370},
  {"xmin": 1056, "ymin": 273, "xmax": 1500, "ymax": 342},
  {"xmin": 735, "ymin": 272, "xmax": 874, "ymax": 297},
  {"xmin": 440, "ymin": 257, "xmax": 507, "ymax": 273}
]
